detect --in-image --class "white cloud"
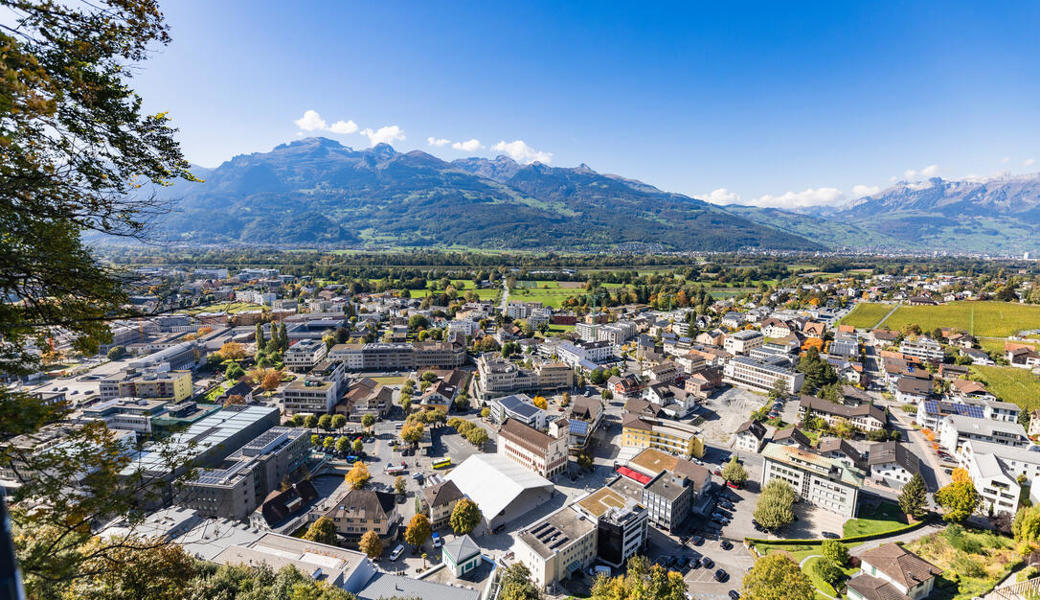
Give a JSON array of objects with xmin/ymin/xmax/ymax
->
[
  {"xmin": 852, "ymin": 184, "xmax": 880, "ymax": 197},
  {"xmin": 702, "ymin": 188, "xmax": 741, "ymax": 205},
  {"xmin": 427, "ymin": 137, "xmax": 451, "ymax": 147},
  {"xmin": 329, "ymin": 119, "xmax": 358, "ymax": 134},
  {"xmin": 902, "ymin": 164, "xmax": 940, "ymax": 180},
  {"xmin": 1025, "ymin": 158, "xmax": 1036, "ymax": 167},
  {"xmin": 360, "ymin": 125, "xmax": 406, "ymax": 147},
  {"xmin": 452, "ymin": 138, "xmax": 484, "ymax": 152},
  {"xmin": 752, "ymin": 187, "xmax": 845, "ymax": 209},
  {"xmin": 294, "ymin": 109, "xmax": 327, "ymax": 131},
  {"xmin": 491, "ymin": 140, "xmax": 552, "ymax": 164},
  {"xmin": 294, "ymin": 110, "xmax": 360, "ymax": 136},
  {"xmin": 1002, "ymin": 156, "xmax": 1011, "ymax": 164}
]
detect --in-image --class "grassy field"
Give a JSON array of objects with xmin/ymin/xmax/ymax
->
[
  {"xmin": 970, "ymin": 365, "xmax": 1040, "ymax": 410},
  {"xmin": 371, "ymin": 376, "xmax": 408, "ymax": 386},
  {"xmin": 839, "ymin": 303, "xmax": 896, "ymax": 329},
  {"xmin": 905, "ymin": 526, "xmax": 1019, "ymax": 600},
  {"xmin": 843, "ymin": 502, "xmax": 907, "ymax": 537},
  {"xmin": 842, "ymin": 301, "xmax": 1040, "ymax": 337}
]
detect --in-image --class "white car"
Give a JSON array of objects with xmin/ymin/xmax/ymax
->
[{"xmin": 389, "ymin": 544, "xmax": 405, "ymax": 561}]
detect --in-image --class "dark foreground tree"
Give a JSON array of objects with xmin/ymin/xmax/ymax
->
[{"xmin": 0, "ymin": 0, "xmax": 196, "ymax": 596}]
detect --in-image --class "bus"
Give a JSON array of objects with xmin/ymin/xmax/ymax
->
[{"xmin": 432, "ymin": 458, "xmax": 452, "ymax": 470}]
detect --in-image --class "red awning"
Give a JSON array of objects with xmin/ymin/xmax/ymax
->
[{"xmin": 616, "ymin": 466, "xmax": 651, "ymax": 484}]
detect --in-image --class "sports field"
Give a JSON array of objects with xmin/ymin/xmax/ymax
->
[
  {"xmin": 840, "ymin": 301, "xmax": 1040, "ymax": 337},
  {"xmin": 970, "ymin": 365, "xmax": 1040, "ymax": 410}
]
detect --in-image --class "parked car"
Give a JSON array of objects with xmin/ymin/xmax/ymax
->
[
  {"xmin": 701, "ymin": 557, "xmax": 714, "ymax": 569},
  {"xmin": 729, "ymin": 591, "xmax": 741, "ymax": 600},
  {"xmin": 432, "ymin": 532, "xmax": 443, "ymax": 548},
  {"xmin": 714, "ymin": 569, "xmax": 728, "ymax": 582},
  {"xmin": 411, "ymin": 472, "xmax": 423, "ymax": 480},
  {"xmin": 688, "ymin": 556, "xmax": 701, "ymax": 569},
  {"xmin": 726, "ymin": 481, "xmax": 741, "ymax": 489},
  {"xmin": 389, "ymin": 544, "xmax": 405, "ymax": 560},
  {"xmin": 691, "ymin": 535, "xmax": 704, "ymax": 546},
  {"xmin": 720, "ymin": 540, "xmax": 733, "ymax": 550}
]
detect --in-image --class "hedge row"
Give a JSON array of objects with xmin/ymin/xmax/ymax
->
[{"xmin": 745, "ymin": 518, "xmax": 928, "ymax": 548}]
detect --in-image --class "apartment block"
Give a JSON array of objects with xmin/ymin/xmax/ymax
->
[
  {"xmin": 99, "ymin": 368, "xmax": 193, "ymax": 403},
  {"xmin": 621, "ymin": 413, "xmax": 703, "ymax": 457},
  {"xmin": 181, "ymin": 427, "xmax": 310, "ymax": 520}
]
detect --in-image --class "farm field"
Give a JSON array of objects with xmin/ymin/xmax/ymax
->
[
  {"xmin": 841, "ymin": 301, "xmax": 1040, "ymax": 337},
  {"xmin": 839, "ymin": 303, "xmax": 896, "ymax": 329},
  {"xmin": 970, "ymin": 364, "xmax": 1040, "ymax": 410}
]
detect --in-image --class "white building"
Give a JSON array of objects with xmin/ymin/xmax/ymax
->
[
  {"xmin": 723, "ymin": 330, "xmax": 764, "ymax": 355},
  {"xmin": 959, "ymin": 439, "xmax": 1040, "ymax": 515},
  {"xmin": 847, "ymin": 544, "xmax": 940, "ymax": 600},
  {"xmin": 280, "ymin": 378, "xmax": 337, "ymax": 414},
  {"xmin": 596, "ymin": 321, "xmax": 637, "ymax": 346},
  {"xmin": 515, "ymin": 505, "xmax": 598, "ymax": 591},
  {"xmin": 760, "ymin": 443, "xmax": 864, "ymax": 518},
  {"xmin": 867, "ymin": 441, "xmax": 923, "ymax": 490},
  {"xmin": 724, "ymin": 356, "xmax": 805, "ymax": 395},
  {"xmin": 899, "ymin": 338, "xmax": 945, "ymax": 363},
  {"xmin": 284, "ymin": 339, "xmax": 329, "ymax": 372},
  {"xmin": 937, "ymin": 414, "xmax": 1029, "ymax": 453}
]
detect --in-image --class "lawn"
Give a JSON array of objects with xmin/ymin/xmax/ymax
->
[
  {"xmin": 371, "ymin": 376, "xmax": 408, "ymax": 386},
  {"xmin": 844, "ymin": 301, "xmax": 1040, "ymax": 337},
  {"xmin": 547, "ymin": 324, "xmax": 575, "ymax": 334},
  {"xmin": 839, "ymin": 303, "xmax": 897, "ymax": 329},
  {"xmin": 905, "ymin": 525, "xmax": 1020, "ymax": 600},
  {"xmin": 977, "ymin": 337, "xmax": 1009, "ymax": 357},
  {"xmin": 843, "ymin": 501, "xmax": 907, "ymax": 537},
  {"xmin": 970, "ymin": 365, "xmax": 1040, "ymax": 410}
]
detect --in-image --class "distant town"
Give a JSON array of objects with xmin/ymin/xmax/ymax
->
[{"xmin": 6, "ymin": 252, "xmax": 1040, "ymax": 600}]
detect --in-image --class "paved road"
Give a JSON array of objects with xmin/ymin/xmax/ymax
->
[
  {"xmin": 499, "ymin": 279, "xmax": 509, "ymax": 315},
  {"xmin": 873, "ymin": 302, "xmax": 902, "ymax": 329}
]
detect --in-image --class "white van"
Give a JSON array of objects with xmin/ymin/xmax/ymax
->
[{"xmin": 389, "ymin": 544, "xmax": 405, "ymax": 561}]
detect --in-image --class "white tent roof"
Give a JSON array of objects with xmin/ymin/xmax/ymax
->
[{"xmin": 445, "ymin": 454, "xmax": 554, "ymax": 521}]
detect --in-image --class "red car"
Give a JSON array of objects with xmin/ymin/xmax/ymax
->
[{"xmin": 726, "ymin": 481, "xmax": 741, "ymax": 489}]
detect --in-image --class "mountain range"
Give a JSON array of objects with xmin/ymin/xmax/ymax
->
[
  {"xmin": 730, "ymin": 176, "xmax": 1040, "ymax": 254},
  {"xmin": 154, "ymin": 137, "xmax": 1040, "ymax": 254}
]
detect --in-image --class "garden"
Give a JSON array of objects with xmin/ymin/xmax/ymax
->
[{"xmin": 904, "ymin": 524, "xmax": 1021, "ymax": 600}]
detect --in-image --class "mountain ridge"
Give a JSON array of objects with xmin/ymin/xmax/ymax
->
[{"xmin": 155, "ymin": 137, "xmax": 819, "ymax": 251}]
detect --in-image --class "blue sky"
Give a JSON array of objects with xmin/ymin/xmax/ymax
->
[{"xmin": 130, "ymin": 1, "xmax": 1040, "ymax": 208}]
